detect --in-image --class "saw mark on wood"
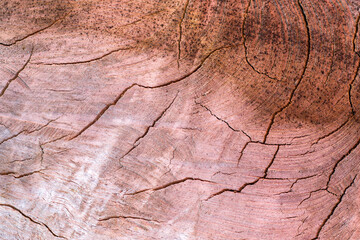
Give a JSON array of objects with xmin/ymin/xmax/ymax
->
[
  {"xmin": 1, "ymin": 67, "xmax": 30, "ymax": 90},
  {"xmin": 263, "ymin": 0, "xmax": 310, "ymax": 143},
  {"xmin": 0, "ymin": 47, "xmax": 33, "ymax": 98}
]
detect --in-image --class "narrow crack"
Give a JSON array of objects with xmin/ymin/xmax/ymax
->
[
  {"xmin": 323, "ymin": 39, "xmax": 335, "ymax": 86},
  {"xmin": 125, "ymin": 177, "xmax": 215, "ymax": 196},
  {"xmin": 242, "ymin": 0, "xmax": 281, "ymax": 82},
  {"xmin": 311, "ymin": 175, "xmax": 357, "ymax": 240},
  {"xmin": 134, "ymin": 93, "xmax": 178, "ymax": 146},
  {"xmin": 32, "ymin": 46, "xmax": 135, "ymax": 65},
  {"xmin": 194, "ymin": 101, "xmax": 287, "ymax": 166},
  {"xmin": 119, "ymin": 93, "xmax": 178, "ymax": 160},
  {"xmin": 276, "ymin": 174, "xmax": 317, "ymax": 195},
  {"xmin": 325, "ymin": 135, "xmax": 360, "ymax": 189},
  {"xmin": 353, "ymin": 13, "xmax": 360, "ymax": 53},
  {"xmin": 195, "ymin": 101, "xmax": 251, "ymax": 139},
  {"xmin": 348, "ymin": 58, "xmax": 360, "ymax": 115},
  {"xmin": 0, "ymin": 203, "xmax": 67, "ymax": 239},
  {"xmin": 0, "ymin": 172, "xmax": 16, "ymax": 176},
  {"xmin": 8, "ymin": 157, "xmax": 33, "ymax": 164},
  {"xmin": 98, "ymin": 215, "xmax": 160, "ymax": 223},
  {"xmin": 206, "ymin": 145, "xmax": 280, "ymax": 200},
  {"xmin": 13, "ymin": 169, "xmax": 45, "ymax": 179},
  {"xmin": 298, "ymin": 136, "xmax": 360, "ymax": 207},
  {"xmin": 0, "ymin": 169, "xmax": 45, "ymax": 179},
  {"xmin": 311, "ymin": 116, "xmax": 350, "ymax": 146},
  {"xmin": 0, "ymin": 117, "xmax": 58, "ymax": 146},
  {"xmin": 70, "ymin": 45, "xmax": 232, "ymax": 140},
  {"xmin": 262, "ymin": 0, "xmax": 310, "ymax": 143},
  {"xmin": 237, "ymin": 141, "xmax": 250, "ymax": 166},
  {"xmin": 177, "ymin": 0, "xmax": 190, "ymax": 68},
  {"xmin": 0, "ymin": 14, "xmax": 68, "ymax": 46},
  {"xmin": 41, "ymin": 134, "xmax": 69, "ymax": 146},
  {"xmin": 69, "ymin": 84, "xmax": 137, "ymax": 140},
  {"xmin": 0, "ymin": 130, "xmax": 25, "ymax": 146},
  {"xmin": 0, "ymin": 47, "xmax": 33, "ymax": 98},
  {"xmin": 149, "ymin": 45, "xmax": 233, "ymax": 89},
  {"xmin": 237, "ymin": 140, "xmax": 288, "ymax": 165},
  {"xmin": 117, "ymin": 10, "xmax": 164, "ymax": 28},
  {"xmin": 298, "ymin": 188, "xmax": 331, "ymax": 206},
  {"xmin": 2, "ymin": 67, "xmax": 30, "ymax": 90}
]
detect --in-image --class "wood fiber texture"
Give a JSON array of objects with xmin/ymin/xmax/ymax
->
[{"xmin": 1, "ymin": 0, "xmax": 360, "ymax": 239}]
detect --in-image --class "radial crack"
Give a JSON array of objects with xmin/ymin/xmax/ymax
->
[
  {"xmin": 195, "ymin": 101, "xmax": 251, "ymax": 139},
  {"xmin": 237, "ymin": 141, "xmax": 250, "ymax": 166},
  {"xmin": 0, "ymin": 14, "xmax": 68, "ymax": 47},
  {"xmin": 0, "ymin": 204, "xmax": 66, "ymax": 239},
  {"xmin": 135, "ymin": 93, "xmax": 177, "ymax": 146},
  {"xmin": 0, "ymin": 47, "xmax": 34, "ymax": 97},
  {"xmin": 177, "ymin": 0, "xmax": 190, "ymax": 68},
  {"xmin": 349, "ymin": 59, "xmax": 360, "ymax": 115},
  {"xmin": 311, "ymin": 175, "xmax": 357, "ymax": 240},
  {"xmin": 206, "ymin": 145, "xmax": 280, "ymax": 200},
  {"xmin": 353, "ymin": 13, "xmax": 360, "ymax": 53},
  {"xmin": 0, "ymin": 169, "xmax": 45, "ymax": 179},
  {"xmin": 0, "ymin": 117, "xmax": 58, "ymax": 146},
  {"xmin": 0, "ymin": 130, "xmax": 25, "ymax": 145},
  {"xmin": 298, "ymin": 188, "xmax": 327, "ymax": 206},
  {"xmin": 33, "ymin": 46, "xmax": 135, "ymax": 65},
  {"xmin": 98, "ymin": 215, "xmax": 160, "ymax": 223},
  {"xmin": 276, "ymin": 174, "xmax": 317, "ymax": 195},
  {"xmin": 14, "ymin": 169, "xmax": 45, "ymax": 178},
  {"xmin": 70, "ymin": 46, "xmax": 232, "ymax": 140},
  {"xmin": 263, "ymin": 0, "xmax": 310, "ymax": 143},
  {"xmin": 237, "ymin": 140, "xmax": 287, "ymax": 165},
  {"xmin": 242, "ymin": 0, "xmax": 281, "ymax": 82},
  {"xmin": 311, "ymin": 116, "xmax": 350, "ymax": 146},
  {"xmin": 119, "ymin": 93, "xmax": 178, "ymax": 160},
  {"xmin": 126, "ymin": 177, "xmax": 215, "ymax": 196},
  {"xmin": 69, "ymin": 84, "xmax": 138, "ymax": 140},
  {"xmin": 325, "ymin": 135, "xmax": 360, "ymax": 189}
]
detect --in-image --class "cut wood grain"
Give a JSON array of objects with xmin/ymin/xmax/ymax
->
[{"xmin": 1, "ymin": 0, "xmax": 360, "ymax": 239}]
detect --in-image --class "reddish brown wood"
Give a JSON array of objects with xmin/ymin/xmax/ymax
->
[{"xmin": 1, "ymin": 0, "xmax": 360, "ymax": 239}]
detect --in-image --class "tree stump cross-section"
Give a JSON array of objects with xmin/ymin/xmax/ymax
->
[{"xmin": 1, "ymin": 0, "xmax": 360, "ymax": 239}]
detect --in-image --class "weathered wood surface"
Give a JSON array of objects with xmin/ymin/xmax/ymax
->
[{"xmin": 1, "ymin": 0, "xmax": 360, "ymax": 239}]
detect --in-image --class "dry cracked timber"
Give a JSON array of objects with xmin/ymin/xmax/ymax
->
[{"xmin": 1, "ymin": 0, "xmax": 360, "ymax": 239}]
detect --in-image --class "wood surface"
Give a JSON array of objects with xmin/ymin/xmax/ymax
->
[{"xmin": 1, "ymin": 0, "xmax": 360, "ymax": 239}]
